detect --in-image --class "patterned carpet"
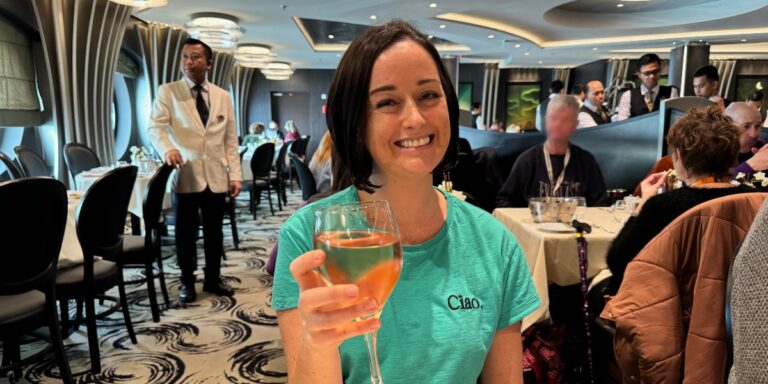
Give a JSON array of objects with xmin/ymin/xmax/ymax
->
[{"xmin": 4, "ymin": 190, "xmax": 300, "ymax": 384}]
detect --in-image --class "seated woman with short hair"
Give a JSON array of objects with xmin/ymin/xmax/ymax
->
[
  {"xmin": 606, "ymin": 105, "xmax": 755, "ymax": 294},
  {"xmin": 242, "ymin": 122, "xmax": 265, "ymax": 146}
]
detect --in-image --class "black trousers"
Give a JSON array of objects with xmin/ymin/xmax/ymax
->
[{"xmin": 174, "ymin": 188, "xmax": 226, "ymax": 285}]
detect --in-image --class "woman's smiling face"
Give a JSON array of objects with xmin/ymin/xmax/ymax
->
[{"xmin": 364, "ymin": 39, "xmax": 451, "ymax": 181}]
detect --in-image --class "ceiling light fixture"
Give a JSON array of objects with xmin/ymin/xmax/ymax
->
[
  {"xmin": 514, "ymin": 43, "xmax": 521, "ymax": 48},
  {"xmin": 592, "ymin": 47, "xmax": 598, "ymax": 51},
  {"xmin": 109, "ymin": 0, "xmax": 167, "ymax": 10},
  {"xmin": 524, "ymin": 52, "xmax": 530, "ymax": 56},
  {"xmin": 261, "ymin": 61, "xmax": 294, "ymax": 80},
  {"xmin": 328, "ymin": 34, "xmax": 335, "ymax": 39},
  {"xmin": 429, "ymin": 3, "xmax": 438, "ymax": 8},
  {"xmin": 439, "ymin": 24, "xmax": 446, "ymax": 29},
  {"xmin": 428, "ymin": 35, "xmax": 434, "ymax": 39},
  {"xmin": 741, "ymin": 38, "xmax": 748, "ymax": 42},
  {"xmin": 488, "ymin": 34, "xmax": 495, "ymax": 39},
  {"xmin": 370, "ymin": 14, "xmax": 377, "ymax": 20},
  {"xmin": 186, "ymin": 12, "xmax": 243, "ymax": 50},
  {"xmin": 538, "ymin": 60, "xmax": 543, "ymax": 64},
  {"xmin": 617, "ymin": 3, "xmax": 624, "ymax": 7},
  {"xmin": 234, "ymin": 43, "xmax": 274, "ymax": 68}
]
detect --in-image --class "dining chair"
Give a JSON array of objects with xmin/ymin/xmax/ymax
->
[
  {"xmin": 0, "ymin": 178, "xmax": 73, "ymax": 383},
  {"xmin": 55, "ymin": 166, "xmax": 138, "ymax": 373},
  {"xmin": 274, "ymin": 142, "xmax": 289, "ymax": 204},
  {"xmin": 287, "ymin": 137, "xmax": 310, "ymax": 191},
  {"xmin": 109, "ymin": 164, "xmax": 174, "ymax": 322},
  {"xmin": 63, "ymin": 142, "xmax": 101, "ymax": 182},
  {"xmin": 0, "ymin": 151, "xmax": 23, "ymax": 180},
  {"xmin": 289, "ymin": 152, "xmax": 317, "ymax": 202},
  {"xmin": 249, "ymin": 142, "xmax": 279, "ymax": 218},
  {"xmin": 14, "ymin": 146, "xmax": 50, "ymax": 177}
]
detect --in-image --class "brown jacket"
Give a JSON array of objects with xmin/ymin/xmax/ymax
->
[{"xmin": 601, "ymin": 193, "xmax": 768, "ymax": 383}]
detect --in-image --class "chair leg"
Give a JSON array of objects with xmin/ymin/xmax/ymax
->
[
  {"xmin": 156, "ymin": 252, "xmax": 170, "ymax": 308},
  {"xmin": 275, "ymin": 182, "xmax": 283, "ymax": 211},
  {"xmin": 59, "ymin": 299, "xmax": 70, "ymax": 335},
  {"xmin": 0, "ymin": 338, "xmax": 21, "ymax": 378},
  {"xmin": 84, "ymin": 295, "xmax": 101, "ymax": 373},
  {"xmin": 74, "ymin": 299, "xmax": 83, "ymax": 331},
  {"xmin": 266, "ymin": 184, "xmax": 275, "ymax": 216},
  {"xmin": 46, "ymin": 294, "xmax": 74, "ymax": 384},
  {"xmin": 251, "ymin": 189, "xmax": 257, "ymax": 220},
  {"xmin": 117, "ymin": 274, "xmax": 138, "ymax": 344},
  {"xmin": 145, "ymin": 263, "xmax": 161, "ymax": 322},
  {"xmin": 229, "ymin": 203, "xmax": 240, "ymax": 250}
]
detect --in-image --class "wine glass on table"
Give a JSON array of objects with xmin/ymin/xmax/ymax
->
[{"xmin": 314, "ymin": 200, "xmax": 403, "ymax": 384}]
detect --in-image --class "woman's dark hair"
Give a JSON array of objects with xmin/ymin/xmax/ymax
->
[
  {"xmin": 325, "ymin": 20, "xmax": 460, "ymax": 193},
  {"xmin": 666, "ymin": 105, "xmax": 740, "ymax": 179}
]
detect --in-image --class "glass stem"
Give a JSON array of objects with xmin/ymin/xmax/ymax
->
[{"xmin": 363, "ymin": 331, "xmax": 383, "ymax": 384}]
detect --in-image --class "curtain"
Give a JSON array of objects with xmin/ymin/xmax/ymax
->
[
  {"xmin": 0, "ymin": 16, "xmax": 40, "ymax": 111},
  {"xmin": 480, "ymin": 63, "xmax": 500, "ymax": 129},
  {"xmin": 552, "ymin": 68, "xmax": 570, "ymax": 86},
  {"xmin": 710, "ymin": 59, "xmax": 737, "ymax": 98}
]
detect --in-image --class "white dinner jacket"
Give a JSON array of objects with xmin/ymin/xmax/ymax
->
[{"xmin": 148, "ymin": 79, "xmax": 242, "ymax": 194}]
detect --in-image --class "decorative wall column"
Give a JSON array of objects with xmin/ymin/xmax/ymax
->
[
  {"xmin": 31, "ymin": 0, "xmax": 134, "ymax": 180},
  {"xmin": 231, "ymin": 64, "xmax": 257, "ymax": 136},
  {"xmin": 668, "ymin": 42, "xmax": 710, "ymax": 96},
  {"xmin": 209, "ymin": 51, "xmax": 235, "ymax": 90},
  {"xmin": 133, "ymin": 22, "xmax": 188, "ymax": 150}
]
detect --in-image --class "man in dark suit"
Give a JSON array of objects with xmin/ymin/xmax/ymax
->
[
  {"xmin": 148, "ymin": 38, "xmax": 242, "ymax": 303},
  {"xmin": 617, "ymin": 53, "xmax": 679, "ymax": 120},
  {"xmin": 577, "ymin": 81, "xmax": 611, "ymax": 128}
]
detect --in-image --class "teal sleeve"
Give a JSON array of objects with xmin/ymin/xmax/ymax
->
[
  {"xmin": 271, "ymin": 213, "xmax": 313, "ymax": 311},
  {"xmin": 497, "ymin": 237, "xmax": 541, "ymax": 330}
]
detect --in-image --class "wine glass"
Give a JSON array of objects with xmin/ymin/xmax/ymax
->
[
  {"xmin": 568, "ymin": 196, "xmax": 587, "ymax": 221},
  {"xmin": 314, "ymin": 200, "xmax": 403, "ymax": 384},
  {"xmin": 612, "ymin": 200, "xmax": 631, "ymax": 224}
]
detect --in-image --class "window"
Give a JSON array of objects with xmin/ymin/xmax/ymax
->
[
  {"xmin": 0, "ymin": 15, "xmax": 39, "ymax": 111},
  {"xmin": 735, "ymin": 76, "xmax": 767, "ymax": 117}
]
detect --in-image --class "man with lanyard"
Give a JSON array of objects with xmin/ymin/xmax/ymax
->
[
  {"xmin": 496, "ymin": 95, "xmax": 609, "ymax": 208},
  {"xmin": 616, "ymin": 53, "xmax": 679, "ymax": 121}
]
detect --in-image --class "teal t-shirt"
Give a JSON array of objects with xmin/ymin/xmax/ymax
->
[{"xmin": 272, "ymin": 186, "xmax": 540, "ymax": 383}]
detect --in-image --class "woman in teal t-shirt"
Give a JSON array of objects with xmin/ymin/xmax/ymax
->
[{"xmin": 272, "ymin": 20, "xmax": 540, "ymax": 383}]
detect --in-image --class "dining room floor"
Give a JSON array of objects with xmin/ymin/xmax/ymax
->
[{"xmin": 4, "ymin": 189, "xmax": 301, "ymax": 384}]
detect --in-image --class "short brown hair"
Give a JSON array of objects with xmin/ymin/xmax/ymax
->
[
  {"xmin": 326, "ymin": 20, "xmax": 459, "ymax": 193},
  {"xmin": 666, "ymin": 105, "xmax": 739, "ymax": 179}
]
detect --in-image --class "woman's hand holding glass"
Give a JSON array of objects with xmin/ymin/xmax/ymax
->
[
  {"xmin": 289, "ymin": 250, "xmax": 381, "ymax": 351},
  {"xmin": 637, "ymin": 171, "xmax": 668, "ymax": 213}
]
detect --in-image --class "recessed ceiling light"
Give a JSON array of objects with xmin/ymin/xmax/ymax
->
[
  {"xmin": 328, "ymin": 34, "xmax": 334, "ymax": 39},
  {"xmin": 617, "ymin": 3, "xmax": 624, "ymax": 7},
  {"xmin": 488, "ymin": 34, "xmax": 495, "ymax": 39},
  {"xmin": 439, "ymin": 24, "xmax": 446, "ymax": 29},
  {"xmin": 429, "ymin": 3, "xmax": 438, "ymax": 8},
  {"xmin": 592, "ymin": 47, "xmax": 598, "ymax": 51},
  {"xmin": 741, "ymin": 38, "xmax": 748, "ymax": 42},
  {"xmin": 524, "ymin": 52, "xmax": 530, "ymax": 56},
  {"xmin": 336, "ymin": 53, "xmax": 341, "ymax": 57},
  {"xmin": 514, "ymin": 43, "xmax": 521, "ymax": 48},
  {"xmin": 369, "ymin": 14, "xmax": 377, "ymax": 20},
  {"xmin": 538, "ymin": 61, "xmax": 543, "ymax": 64},
  {"xmin": 672, "ymin": 41, "xmax": 677, "ymax": 45},
  {"xmin": 428, "ymin": 34, "xmax": 434, "ymax": 39}
]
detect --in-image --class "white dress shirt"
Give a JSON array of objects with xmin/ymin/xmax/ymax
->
[
  {"xmin": 616, "ymin": 84, "xmax": 679, "ymax": 121},
  {"xmin": 577, "ymin": 100, "xmax": 603, "ymax": 129},
  {"xmin": 535, "ymin": 93, "xmax": 559, "ymax": 131},
  {"xmin": 183, "ymin": 76, "xmax": 210, "ymax": 109}
]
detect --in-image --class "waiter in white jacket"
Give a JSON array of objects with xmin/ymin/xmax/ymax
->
[{"xmin": 149, "ymin": 38, "xmax": 241, "ymax": 303}]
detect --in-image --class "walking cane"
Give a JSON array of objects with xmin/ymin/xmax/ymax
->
[{"xmin": 572, "ymin": 219, "xmax": 594, "ymax": 384}]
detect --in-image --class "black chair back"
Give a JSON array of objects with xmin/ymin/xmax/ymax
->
[
  {"xmin": 290, "ymin": 137, "xmax": 310, "ymax": 158},
  {"xmin": 14, "ymin": 145, "xmax": 50, "ymax": 177},
  {"xmin": 0, "ymin": 151, "xmax": 23, "ymax": 180},
  {"xmin": 0, "ymin": 178, "xmax": 67, "ymax": 295},
  {"xmin": 63, "ymin": 142, "xmax": 101, "ymax": 180},
  {"xmin": 290, "ymin": 152, "xmax": 317, "ymax": 201},
  {"xmin": 250, "ymin": 143, "xmax": 275, "ymax": 179},
  {"xmin": 142, "ymin": 164, "xmax": 175, "ymax": 232},
  {"xmin": 76, "ymin": 166, "xmax": 137, "ymax": 260}
]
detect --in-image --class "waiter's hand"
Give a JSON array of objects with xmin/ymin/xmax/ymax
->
[
  {"xmin": 165, "ymin": 149, "xmax": 183, "ymax": 166},
  {"xmin": 229, "ymin": 180, "xmax": 241, "ymax": 198}
]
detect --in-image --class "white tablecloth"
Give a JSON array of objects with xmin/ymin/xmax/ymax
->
[
  {"xmin": 241, "ymin": 143, "xmax": 283, "ymax": 181},
  {"xmin": 492, "ymin": 207, "xmax": 622, "ymax": 329},
  {"xmin": 75, "ymin": 166, "xmax": 170, "ymax": 218},
  {"xmin": 59, "ymin": 191, "xmax": 84, "ymax": 269}
]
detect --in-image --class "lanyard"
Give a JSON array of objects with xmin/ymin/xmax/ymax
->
[{"xmin": 543, "ymin": 145, "xmax": 571, "ymax": 194}]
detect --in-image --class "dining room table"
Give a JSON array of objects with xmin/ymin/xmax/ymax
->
[
  {"xmin": 74, "ymin": 164, "xmax": 170, "ymax": 218},
  {"xmin": 492, "ymin": 207, "xmax": 624, "ymax": 330},
  {"xmin": 58, "ymin": 190, "xmax": 85, "ymax": 269}
]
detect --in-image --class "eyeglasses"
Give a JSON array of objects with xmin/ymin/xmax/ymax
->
[{"xmin": 640, "ymin": 69, "xmax": 661, "ymax": 77}]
